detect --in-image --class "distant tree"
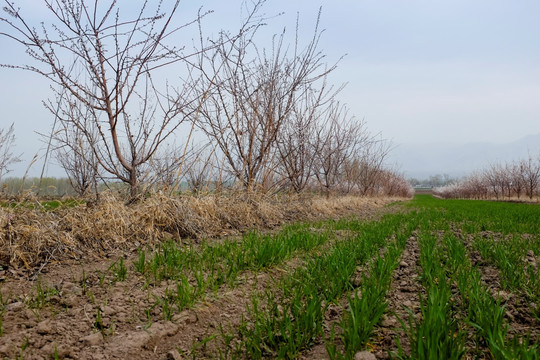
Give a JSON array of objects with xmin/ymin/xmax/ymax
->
[
  {"xmin": 521, "ymin": 154, "xmax": 540, "ymax": 200},
  {"xmin": 379, "ymin": 168, "xmax": 414, "ymax": 197},
  {"xmin": 508, "ymin": 161, "xmax": 525, "ymax": 199},
  {"xmin": 0, "ymin": 123, "xmax": 21, "ymax": 183},
  {"xmin": 408, "ymin": 178, "xmax": 421, "ymax": 187},
  {"xmin": 356, "ymin": 138, "xmax": 391, "ymax": 196},
  {"xmin": 275, "ymin": 81, "xmax": 340, "ymax": 193},
  {"xmin": 435, "ymin": 155, "xmax": 540, "ymax": 201},
  {"xmin": 314, "ymin": 102, "xmax": 367, "ymax": 197}
]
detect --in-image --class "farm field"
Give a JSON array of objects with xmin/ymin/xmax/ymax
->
[{"xmin": 0, "ymin": 195, "xmax": 539, "ymax": 359}]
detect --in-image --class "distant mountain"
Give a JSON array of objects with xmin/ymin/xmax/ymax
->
[{"xmin": 389, "ymin": 134, "xmax": 540, "ymax": 180}]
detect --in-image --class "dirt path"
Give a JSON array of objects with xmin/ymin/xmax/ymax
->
[{"xmin": 371, "ymin": 231, "xmax": 423, "ymax": 358}]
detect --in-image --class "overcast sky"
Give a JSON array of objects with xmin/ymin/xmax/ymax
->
[{"xmin": 1, "ymin": 0, "xmax": 539, "ymax": 177}]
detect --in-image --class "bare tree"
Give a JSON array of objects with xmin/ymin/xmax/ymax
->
[
  {"xmin": 484, "ymin": 164, "xmax": 502, "ymax": 199},
  {"xmin": 436, "ymin": 155, "xmax": 540, "ymax": 201},
  {"xmin": 53, "ymin": 118, "xmax": 101, "ymax": 197},
  {"xmin": 144, "ymin": 143, "xmax": 188, "ymax": 190},
  {"xmin": 275, "ymin": 81, "xmax": 339, "ymax": 193},
  {"xmin": 0, "ymin": 0, "xmax": 226, "ymax": 198},
  {"xmin": 191, "ymin": 10, "xmax": 336, "ymax": 192},
  {"xmin": 0, "ymin": 123, "xmax": 21, "ymax": 182},
  {"xmin": 509, "ymin": 161, "xmax": 525, "ymax": 199},
  {"xmin": 378, "ymin": 168, "xmax": 414, "ymax": 197},
  {"xmin": 314, "ymin": 102, "xmax": 368, "ymax": 197},
  {"xmin": 521, "ymin": 154, "xmax": 540, "ymax": 200},
  {"xmin": 356, "ymin": 138, "xmax": 392, "ymax": 196},
  {"xmin": 182, "ymin": 144, "xmax": 222, "ymax": 193}
]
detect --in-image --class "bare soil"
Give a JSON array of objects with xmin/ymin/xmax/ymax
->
[
  {"xmin": 371, "ymin": 231, "xmax": 423, "ymax": 359},
  {"xmin": 466, "ymin": 236, "xmax": 540, "ymax": 345},
  {"xmin": 0, "ymin": 200, "xmax": 396, "ymax": 359}
]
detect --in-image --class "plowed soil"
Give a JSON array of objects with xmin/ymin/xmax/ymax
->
[{"xmin": 0, "ymin": 202, "xmax": 394, "ymax": 359}]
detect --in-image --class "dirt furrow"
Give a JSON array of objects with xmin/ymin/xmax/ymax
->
[
  {"xmin": 371, "ymin": 231, "xmax": 422, "ymax": 359},
  {"xmin": 465, "ymin": 236, "xmax": 540, "ymax": 344},
  {"xmin": 78, "ymin": 255, "xmax": 313, "ymax": 359}
]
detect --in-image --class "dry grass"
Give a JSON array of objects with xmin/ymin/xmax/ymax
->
[{"xmin": 0, "ymin": 191, "xmax": 406, "ymax": 270}]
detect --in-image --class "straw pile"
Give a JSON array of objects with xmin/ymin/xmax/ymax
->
[{"xmin": 0, "ymin": 191, "xmax": 403, "ymax": 270}]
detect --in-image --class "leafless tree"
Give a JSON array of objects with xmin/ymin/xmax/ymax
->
[
  {"xmin": 436, "ymin": 155, "xmax": 540, "ymax": 201},
  {"xmin": 341, "ymin": 157, "xmax": 362, "ymax": 194},
  {"xmin": 0, "ymin": 0, "xmax": 236, "ymax": 198},
  {"xmin": 378, "ymin": 168, "xmax": 414, "ymax": 197},
  {"xmin": 275, "ymin": 81, "xmax": 339, "ymax": 193},
  {"xmin": 53, "ymin": 117, "xmax": 101, "ymax": 197},
  {"xmin": 0, "ymin": 123, "xmax": 21, "ymax": 182},
  {"xmin": 314, "ymin": 102, "xmax": 368, "ymax": 197},
  {"xmin": 355, "ymin": 138, "xmax": 392, "ymax": 196},
  {"xmin": 182, "ymin": 144, "xmax": 221, "ymax": 193},
  {"xmin": 508, "ymin": 161, "xmax": 525, "ymax": 199},
  {"xmin": 190, "ymin": 10, "xmax": 336, "ymax": 192},
  {"xmin": 521, "ymin": 154, "xmax": 540, "ymax": 200},
  {"xmin": 145, "ymin": 143, "xmax": 188, "ymax": 190},
  {"xmin": 483, "ymin": 164, "xmax": 503, "ymax": 199}
]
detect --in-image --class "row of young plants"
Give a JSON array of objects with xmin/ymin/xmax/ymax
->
[
  {"xmin": 397, "ymin": 229, "xmax": 466, "ymax": 359},
  {"xmin": 400, "ymin": 229, "xmax": 537, "ymax": 359},
  {"xmin": 422, "ymin": 195, "xmax": 540, "ymax": 323},
  {"xmin": 0, "ymin": 216, "xmax": 353, "ymax": 352},
  {"xmin": 203, "ymin": 211, "xmax": 420, "ymax": 359},
  {"xmin": 472, "ymin": 235, "xmax": 540, "ymax": 320},
  {"xmin": 445, "ymin": 233, "xmax": 539, "ymax": 359},
  {"xmin": 327, "ymin": 226, "xmax": 413, "ymax": 359},
  {"xmin": 177, "ymin": 196, "xmax": 539, "ymax": 358},
  {"xmin": 399, "ymin": 196, "xmax": 540, "ymax": 359},
  {"xmin": 132, "ymin": 222, "xmax": 338, "ymax": 319}
]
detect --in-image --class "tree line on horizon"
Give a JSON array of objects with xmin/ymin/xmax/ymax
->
[{"xmin": 434, "ymin": 154, "xmax": 540, "ymax": 200}]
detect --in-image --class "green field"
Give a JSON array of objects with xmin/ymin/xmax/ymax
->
[{"xmin": 0, "ymin": 195, "xmax": 539, "ymax": 359}]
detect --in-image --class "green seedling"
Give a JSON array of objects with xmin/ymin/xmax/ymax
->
[
  {"xmin": 28, "ymin": 279, "xmax": 59, "ymax": 309},
  {"xmin": 94, "ymin": 307, "xmax": 105, "ymax": 333},
  {"xmin": 17, "ymin": 337, "xmax": 29, "ymax": 360},
  {"xmin": 112, "ymin": 257, "xmax": 127, "ymax": 282},
  {"xmin": 189, "ymin": 334, "xmax": 218, "ymax": 360},
  {"xmin": 52, "ymin": 344, "xmax": 60, "ymax": 360},
  {"xmin": 133, "ymin": 248, "xmax": 146, "ymax": 273}
]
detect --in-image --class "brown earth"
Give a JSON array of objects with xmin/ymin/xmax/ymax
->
[
  {"xmin": 466, "ymin": 237, "xmax": 540, "ymax": 345},
  {"xmin": 0, "ymin": 198, "xmax": 400, "ymax": 359},
  {"xmin": 371, "ymin": 231, "xmax": 423, "ymax": 359}
]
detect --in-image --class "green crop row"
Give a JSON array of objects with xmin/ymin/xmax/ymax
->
[
  {"xmin": 328, "ymin": 225, "xmax": 413, "ymax": 359},
  {"xmin": 185, "ymin": 196, "xmax": 539, "ymax": 358},
  {"xmin": 396, "ymin": 197, "xmax": 540, "ymax": 359},
  {"xmin": 218, "ymin": 212, "xmax": 418, "ymax": 359},
  {"xmin": 471, "ymin": 235, "xmax": 540, "ymax": 320},
  {"xmin": 397, "ymin": 230, "xmax": 466, "ymax": 359},
  {"xmin": 134, "ymin": 223, "xmax": 336, "ymax": 319}
]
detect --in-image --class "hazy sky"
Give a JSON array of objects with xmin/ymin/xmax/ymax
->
[{"xmin": 1, "ymin": 0, "xmax": 539, "ymax": 177}]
